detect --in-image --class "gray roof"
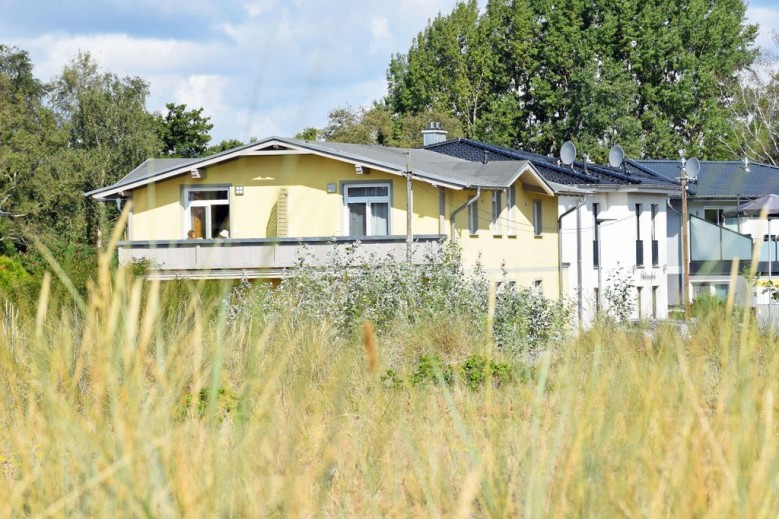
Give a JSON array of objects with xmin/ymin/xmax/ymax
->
[
  {"xmin": 87, "ymin": 137, "xmax": 552, "ymax": 198},
  {"xmin": 633, "ymin": 160, "xmax": 779, "ymax": 198},
  {"xmin": 110, "ymin": 157, "xmax": 200, "ymax": 192},
  {"xmin": 425, "ymin": 138, "xmax": 679, "ymax": 190}
]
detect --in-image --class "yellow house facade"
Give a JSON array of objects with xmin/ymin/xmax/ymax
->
[{"xmin": 87, "ymin": 138, "xmax": 563, "ymax": 298}]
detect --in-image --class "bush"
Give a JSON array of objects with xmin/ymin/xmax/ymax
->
[
  {"xmin": 0, "ymin": 255, "xmax": 31, "ymax": 295},
  {"xmin": 225, "ymin": 242, "xmax": 572, "ymax": 353},
  {"xmin": 386, "ymin": 353, "xmax": 516, "ymax": 390},
  {"xmin": 17, "ymin": 239, "xmax": 100, "ymax": 297}
]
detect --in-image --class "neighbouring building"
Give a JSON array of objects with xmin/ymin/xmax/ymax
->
[
  {"xmin": 425, "ymin": 137, "xmax": 679, "ymax": 325},
  {"xmin": 631, "ymin": 159, "xmax": 779, "ymax": 312}
]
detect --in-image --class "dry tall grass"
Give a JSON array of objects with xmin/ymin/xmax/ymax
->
[{"xmin": 2, "ymin": 240, "xmax": 779, "ymax": 516}]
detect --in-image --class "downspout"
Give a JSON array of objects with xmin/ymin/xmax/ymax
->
[
  {"xmin": 450, "ymin": 187, "xmax": 482, "ymax": 243},
  {"xmin": 557, "ymin": 197, "xmax": 587, "ymax": 309},
  {"xmin": 577, "ymin": 204, "xmax": 583, "ymax": 322},
  {"xmin": 406, "ymin": 154, "xmax": 413, "ymax": 264}
]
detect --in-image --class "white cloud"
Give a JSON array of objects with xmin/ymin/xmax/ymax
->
[
  {"xmin": 18, "ymin": 33, "xmax": 222, "ymax": 81},
  {"xmin": 174, "ymin": 75, "xmax": 229, "ymax": 115},
  {"xmin": 369, "ymin": 17, "xmax": 391, "ymax": 54},
  {"xmin": 747, "ymin": 6, "xmax": 779, "ymax": 53}
]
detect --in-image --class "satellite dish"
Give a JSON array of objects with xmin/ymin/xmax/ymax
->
[
  {"xmin": 560, "ymin": 141, "xmax": 577, "ymax": 165},
  {"xmin": 686, "ymin": 157, "xmax": 700, "ymax": 178},
  {"xmin": 608, "ymin": 144, "xmax": 624, "ymax": 168}
]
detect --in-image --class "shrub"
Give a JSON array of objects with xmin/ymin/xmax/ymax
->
[
  {"xmin": 178, "ymin": 386, "xmax": 239, "ymax": 419},
  {"xmin": 0, "ymin": 255, "xmax": 31, "ymax": 295},
  {"xmin": 411, "ymin": 354, "xmax": 454, "ymax": 386},
  {"xmin": 225, "ymin": 242, "xmax": 572, "ymax": 353},
  {"xmin": 17, "ymin": 239, "xmax": 100, "ymax": 297}
]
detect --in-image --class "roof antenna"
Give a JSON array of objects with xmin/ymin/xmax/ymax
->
[
  {"xmin": 744, "ymin": 156, "xmax": 750, "ymax": 172},
  {"xmin": 609, "ymin": 144, "xmax": 626, "ymax": 174},
  {"xmin": 583, "ymin": 154, "xmax": 589, "ymax": 174},
  {"xmin": 560, "ymin": 141, "xmax": 576, "ymax": 168}
]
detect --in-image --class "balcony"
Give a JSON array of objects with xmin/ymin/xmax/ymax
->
[
  {"xmin": 689, "ymin": 215, "xmax": 753, "ymax": 275},
  {"xmin": 118, "ymin": 235, "xmax": 446, "ymax": 280}
]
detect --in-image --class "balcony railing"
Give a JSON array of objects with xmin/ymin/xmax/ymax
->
[
  {"xmin": 118, "ymin": 235, "xmax": 445, "ymax": 280},
  {"xmin": 689, "ymin": 215, "xmax": 754, "ymax": 275}
]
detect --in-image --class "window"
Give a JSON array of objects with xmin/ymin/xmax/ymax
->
[
  {"xmin": 652, "ymin": 286, "xmax": 658, "ymax": 318},
  {"xmin": 635, "ymin": 203, "xmax": 643, "ymax": 240},
  {"xmin": 344, "ymin": 183, "xmax": 390, "ymax": 236},
  {"xmin": 651, "ymin": 204, "xmax": 659, "ymax": 267},
  {"xmin": 492, "ymin": 190, "xmax": 503, "ymax": 235},
  {"xmin": 637, "ymin": 286, "xmax": 643, "ymax": 319},
  {"xmin": 185, "ymin": 186, "xmax": 230, "ymax": 239},
  {"xmin": 635, "ymin": 203, "xmax": 644, "ymax": 267},
  {"xmin": 704, "ymin": 207, "xmax": 738, "ymax": 231},
  {"xmin": 533, "ymin": 279, "xmax": 543, "ymax": 292},
  {"xmin": 533, "ymin": 200, "xmax": 542, "ymax": 236},
  {"xmin": 468, "ymin": 199, "xmax": 479, "ymax": 234},
  {"xmin": 650, "ymin": 204, "xmax": 657, "ymax": 240},
  {"xmin": 506, "ymin": 185, "xmax": 517, "ymax": 236}
]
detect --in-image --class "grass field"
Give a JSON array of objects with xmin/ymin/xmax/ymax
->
[{"xmin": 2, "ymin": 243, "xmax": 779, "ymax": 517}]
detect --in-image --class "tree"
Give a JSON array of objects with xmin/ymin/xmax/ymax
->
[
  {"xmin": 49, "ymin": 52, "xmax": 162, "ymax": 245},
  {"xmin": 320, "ymin": 104, "xmax": 394, "ymax": 144},
  {"xmin": 315, "ymin": 103, "xmax": 464, "ymax": 147},
  {"xmin": 295, "ymin": 127, "xmax": 319, "ymax": 141},
  {"xmin": 156, "ymin": 102, "xmax": 213, "ymax": 158},
  {"xmin": 205, "ymin": 139, "xmax": 245, "ymax": 155},
  {"xmin": 0, "ymin": 45, "xmax": 67, "ymax": 247},
  {"xmin": 387, "ymin": 0, "xmax": 492, "ymax": 138},
  {"xmin": 720, "ymin": 37, "xmax": 779, "ymax": 165},
  {"xmin": 387, "ymin": 0, "xmax": 758, "ymax": 161}
]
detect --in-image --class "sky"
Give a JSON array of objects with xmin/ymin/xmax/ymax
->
[{"xmin": 1, "ymin": 0, "xmax": 778, "ymax": 144}]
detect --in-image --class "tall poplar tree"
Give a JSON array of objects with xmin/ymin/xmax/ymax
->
[{"xmin": 387, "ymin": 0, "xmax": 757, "ymax": 160}]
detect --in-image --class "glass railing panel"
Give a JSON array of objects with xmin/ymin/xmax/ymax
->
[
  {"xmin": 690, "ymin": 217, "xmax": 722, "ymax": 261},
  {"xmin": 720, "ymin": 226, "xmax": 753, "ymax": 261}
]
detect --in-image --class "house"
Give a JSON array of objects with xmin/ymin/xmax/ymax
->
[
  {"xmin": 630, "ymin": 159, "xmax": 779, "ymax": 308},
  {"xmin": 425, "ymin": 137, "xmax": 680, "ymax": 324},
  {"xmin": 86, "ymin": 137, "xmax": 570, "ymax": 298}
]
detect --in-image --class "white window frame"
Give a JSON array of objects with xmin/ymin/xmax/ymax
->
[
  {"xmin": 183, "ymin": 185, "xmax": 230, "ymax": 239},
  {"xmin": 342, "ymin": 182, "xmax": 391, "ymax": 237}
]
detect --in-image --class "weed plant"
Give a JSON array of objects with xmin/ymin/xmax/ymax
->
[{"xmin": 1, "ymin": 233, "xmax": 779, "ymax": 516}]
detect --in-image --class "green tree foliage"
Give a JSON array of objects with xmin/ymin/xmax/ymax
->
[
  {"xmin": 387, "ymin": 0, "xmax": 490, "ymax": 138},
  {"xmin": 0, "ymin": 45, "xmax": 67, "ymax": 246},
  {"xmin": 156, "ymin": 102, "xmax": 214, "ymax": 158},
  {"xmin": 315, "ymin": 103, "xmax": 463, "ymax": 147},
  {"xmin": 205, "ymin": 139, "xmax": 245, "ymax": 156},
  {"xmin": 49, "ymin": 52, "xmax": 162, "ymax": 244},
  {"xmin": 387, "ymin": 0, "xmax": 757, "ymax": 160},
  {"xmin": 295, "ymin": 127, "xmax": 319, "ymax": 141}
]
